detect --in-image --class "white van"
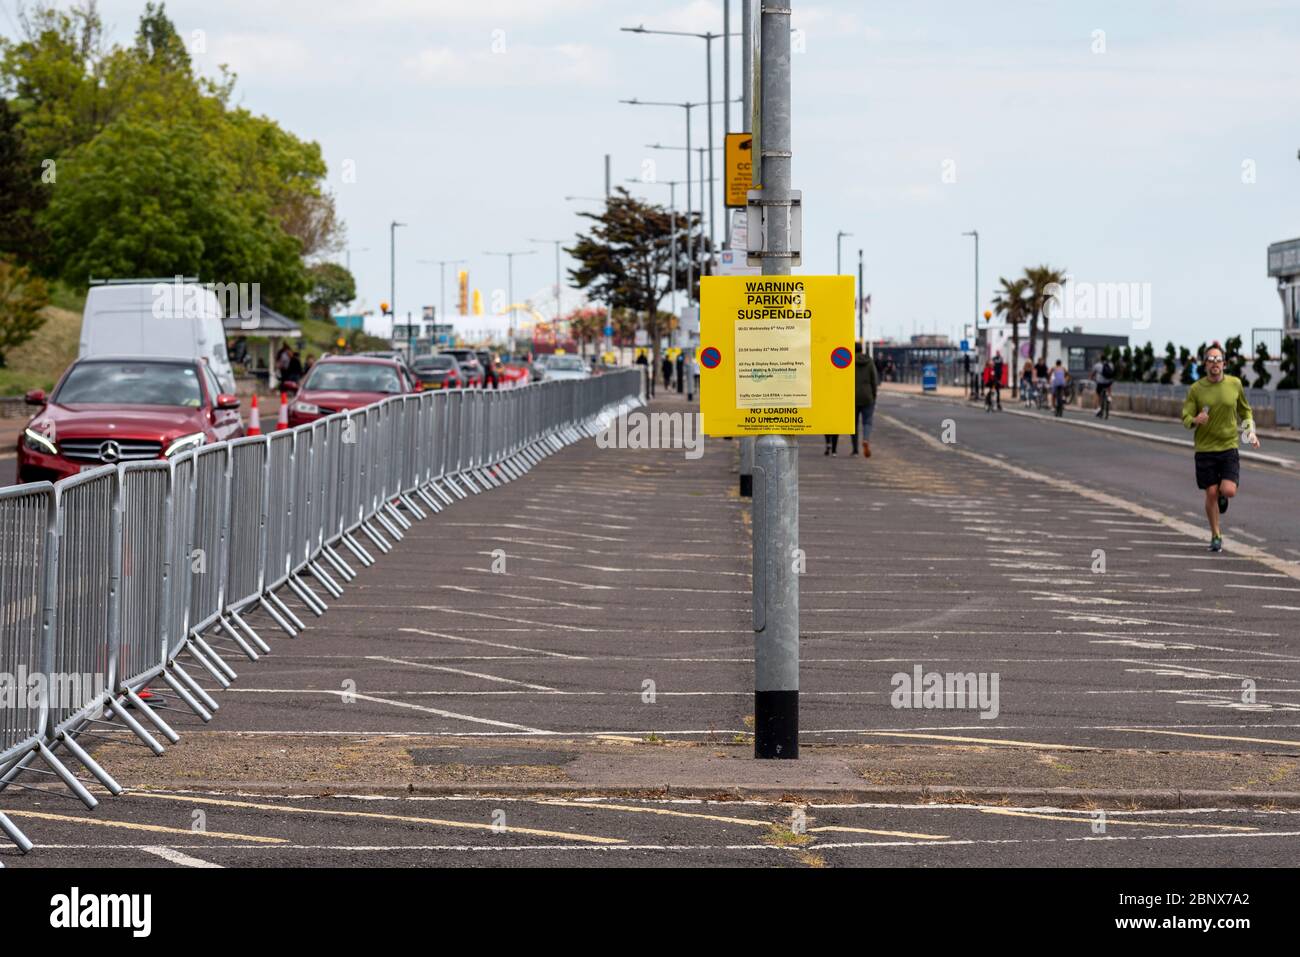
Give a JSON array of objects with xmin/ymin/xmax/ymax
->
[{"xmin": 78, "ymin": 279, "xmax": 237, "ymax": 394}]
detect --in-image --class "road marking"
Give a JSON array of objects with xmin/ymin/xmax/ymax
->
[
  {"xmin": 131, "ymin": 793, "xmax": 623, "ymax": 844},
  {"xmin": 1191, "ymin": 568, "xmax": 1288, "ymax": 578},
  {"xmin": 1263, "ymin": 605, "xmax": 1300, "ymax": 612},
  {"xmin": 1225, "ymin": 584, "xmax": 1300, "ymax": 593},
  {"xmin": 139, "ymin": 846, "xmax": 224, "ymax": 867},
  {"xmin": 861, "ymin": 732, "xmax": 1100, "ymax": 751},
  {"xmin": 438, "ymin": 585, "xmax": 597, "ymax": 610},
  {"xmin": 977, "ymin": 808, "xmax": 1256, "ymax": 831},
  {"xmin": 879, "ymin": 413, "xmax": 1300, "ymax": 582},
  {"xmin": 368, "ymin": 656, "xmax": 559, "ymax": 692},
  {"xmin": 4, "ymin": 810, "xmax": 287, "ymax": 843},
  {"xmin": 228, "ymin": 688, "xmax": 555, "ymax": 733},
  {"xmin": 538, "ymin": 799, "xmax": 949, "ymax": 839},
  {"xmin": 398, "ymin": 627, "xmax": 587, "ymax": 659},
  {"xmin": 1109, "ymin": 728, "xmax": 1300, "ymax": 748},
  {"xmin": 414, "ymin": 605, "xmax": 598, "ymax": 633}
]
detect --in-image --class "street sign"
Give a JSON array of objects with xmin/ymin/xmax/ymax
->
[
  {"xmin": 717, "ymin": 249, "xmax": 760, "ymax": 276},
  {"xmin": 725, "ymin": 133, "xmax": 754, "ymax": 208},
  {"xmin": 634, "ymin": 329, "xmax": 648, "ymax": 346},
  {"xmin": 960, "ymin": 339, "xmax": 969, "ymax": 353},
  {"xmin": 603, "ymin": 324, "xmax": 614, "ymax": 337},
  {"xmin": 698, "ymin": 275, "xmax": 854, "ymax": 436}
]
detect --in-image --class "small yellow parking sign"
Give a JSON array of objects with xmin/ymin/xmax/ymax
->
[{"xmin": 698, "ymin": 275, "xmax": 856, "ymax": 436}]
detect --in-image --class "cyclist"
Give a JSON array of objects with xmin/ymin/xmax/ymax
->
[
  {"xmin": 1049, "ymin": 360, "xmax": 1067, "ymax": 417},
  {"xmin": 1090, "ymin": 355, "xmax": 1114, "ymax": 419},
  {"xmin": 1181, "ymin": 343, "xmax": 1259, "ymax": 552}
]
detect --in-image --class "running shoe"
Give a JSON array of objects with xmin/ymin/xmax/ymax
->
[{"xmin": 1209, "ymin": 535, "xmax": 1223, "ymax": 552}]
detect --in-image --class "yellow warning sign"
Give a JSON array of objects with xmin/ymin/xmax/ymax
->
[
  {"xmin": 699, "ymin": 275, "xmax": 855, "ymax": 436},
  {"xmin": 725, "ymin": 133, "xmax": 754, "ymax": 208}
]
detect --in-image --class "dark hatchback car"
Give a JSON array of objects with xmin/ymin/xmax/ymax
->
[
  {"xmin": 286, "ymin": 355, "xmax": 417, "ymax": 427},
  {"xmin": 440, "ymin": 349, "xmax": 482, "ymax": 388},
  {"xmin": 17, "ymin": 356, "xmax": 245, "ymax": 484},
  {"xmin": 411, "ymin": 354, "xmax": 463, "ymax": 390}
]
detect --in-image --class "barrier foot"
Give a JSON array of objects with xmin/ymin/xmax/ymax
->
[
  {"xmin": 192, "ymin": 633, "xmax": 239, "ymax": 683},
  {"xmin": 399, "ymin": 493, "xmax": 426, "ymax": 521},
  {"xmin": 322, "ymin": 543, "xmax": 358, "ymax": 581},
  {"xmin": 0, "ymin": 812, "xmax": 32, "ymax": 854},
  {"xmin": 373, "ymin": 510, "xmax": 404, "ymax": 542},
  {"xmin": 122, "ymin": 687, "xmax": 180, "ymax": 745},
  {"xmin": 229, "ymin": 608, "xmax": 272, "ymax": 654},
  {"xmin": 267, "ymin": 589, "xmax": 308, "ymax": 631},
  {"xmin": 342, "ymin": 532, "xmax": 376, "ymax": 566},
  {"xmin": 475, "ymin": 468, "xmax": 499, "ymax": 489},
  {"xmin": 162, "ymin": 670, "xmax": 212, "ymax": 722},
  {"xmin": 307, "ymin": 560, "xmax": 344, "ymax": 599},
  {"xmin": 361, "ymin": 520, "xmax": 393, "ymax": 553},
  {"xmin": 37, "ymin": 743, "xmax": 99, "ymax": 809},
  {"xmin": 217, "ymin": 616, "xmax": 260, "ymax": 661},
  {"xmin": 386, "ymin": 500, "xmax": 414, "ymax": 530},
  {"xmin": 415, "ymin": 486, "xmax": 442, "ymax": 513},
  {"xmin": 257, "ymin": 594, "xmax": 299, "ymax": 637},
  {"xmin": 429, "ymin": 479, "xmax": 456, "ymax": 505},
  {"xmin": 58, "ymin": 730, "xmax": 124, "ymax": 795},
  {"xmin": 102, "ymin": 697, "xmax": 166, "ymax": 756},
  {"xmin": 185, "ymin": 639, "xmax": 233, "ymax": 687},
  {"xmin": 444, "ymin": 474, "xmax": 469, "ymax": 497},
  {"xmin": 170, "ymin": 662, "xmax": 219, "ymax": 713},
  {"xmin": 459, "ymin": 471, "xmax": 482, "ymax": 494},
  {"xmin": 288, "ymin": 575, "xmax": 328, "ymax": 617}
]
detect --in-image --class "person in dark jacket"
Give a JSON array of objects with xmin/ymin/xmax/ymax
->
[
  {"xmin": 851, "ymin": 341, "xmax": 879, "ymax": 457},
  {"xmin": 662, "ymin": 354, "xmax": 673, "ymax": 389}
]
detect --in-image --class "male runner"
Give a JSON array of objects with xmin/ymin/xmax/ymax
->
[{"xmin": 1181, "ymin": 344, "xmax": 1260, "ymax": 552}]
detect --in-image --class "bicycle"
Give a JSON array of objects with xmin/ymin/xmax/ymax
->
[{"xmin": 1095, "ymin": 383, "xmax": 1111, "ymax": 419}]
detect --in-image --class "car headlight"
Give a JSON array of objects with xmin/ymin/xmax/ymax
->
[
  {"xmin": 164, "ymin": 432, "xmax": 206, "ymax": 457},
  {"xmin": 293, "ymin": 401, "xmax": 320, "ymax": 415},
  {"xmin": 23, "ymin": 427, "xmax": 57, "ymax": 456}
]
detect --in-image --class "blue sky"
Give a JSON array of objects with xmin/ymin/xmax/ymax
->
[{"xmin": 11, "ymin": 0, "xmax": 1300, "ymax": 348}]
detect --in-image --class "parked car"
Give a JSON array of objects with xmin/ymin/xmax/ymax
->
[
  {"xmin": 531, "ymin": 354, "xmax": 552, "ymax": 382},
  {"xmin": 79, "ymin": 280, "xmax": 237, "ymax": 394},
  {"xmin": 359, "ymin": 350, "xmax": 420, "ymax": 382},
  {"xmin": 411, "ymin": 354, "xmax": 463, "ymax": 390},
  {"xmin": 541, "ymin": 354, "xmax": 591, "ymax": 381},
  {"xmin": 440, "ymin": 349, "xmax": 482, "ymax": 388},
  {"xmin": 17, "ymin": 357, "xmax": 245, "ymax": 484},
  {"xmin": 286, "ymin": 355, "xmax": 417, "ymax": 427}
]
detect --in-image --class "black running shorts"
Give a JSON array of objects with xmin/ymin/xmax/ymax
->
[{"xmin": 1194, "ymin": 449, "xmax": 1240, "ymax": 490}]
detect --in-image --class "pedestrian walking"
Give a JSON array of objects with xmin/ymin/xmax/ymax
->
[
  {"xmin": 991, "ymin": 353, "xmax": 1005, "ymax": 410},
  {"xmin": 1181, "ymin": 343, "xmax": 1259, "ymax": 552},
  {"xmin": 1049, "ymin": 360, "xmax": 1067, "ymax": 416},
  {"xmin": 851, "ymin": 340, "xmax": 878, "ymax": 457},
  {"xmin": 662, "ymin": 354, "xmax": 673, "ymax": 389},
  {"xmin": 482, "ymin": 352, "xmax": 499, "ymax": 389},
  {"xmin": 685, "ymin": 352, "xmax": 697, "ymax": 402}
]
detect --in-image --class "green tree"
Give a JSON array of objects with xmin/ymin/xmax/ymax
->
[
  {"xmin": 1279, "ymin": 336, "xmax": 1298, "ymax": 390},
  {"xmin": 1119, "ymin": 344, "xmax": 1133, "ymax": 381},
  {"xmin": 991, "ymin": 276, "xmax": 1030, "ymax": 395},
  {"xmin": 1139, "ymin": 341, "xmax": 1157, "ymax": 381},
  {"xmin": 1026, "ymin": 264, "xmax": 1068, "ymax": 362},
  {"xmin": 0, "ymin": 98, "xmax": 48, "ymax": 261},
  {"xmin": 568, "ymin": 188, "xmax": 698, "ymax": 373},
  {"xmin": 306, "ymin": 261, "xmax": 356, "ymax": 320},
  {"xmin": 1178, "ymin": 346, "xmax": 1194, "ymax": 384},
  {"xmin": 0, "ymin": 257, "xmax": 49, "ymax": 367},
  {"xmin": 1223, "ymin": 335, "xmax": 1246, "ymax": 379},
  {"xmin": 1252, "ymin": 341, "xmax": 1271, "ymax": 389},
  {"xmin": 134, "ymin": 2, "xmax": 190, "ymax": 71}
]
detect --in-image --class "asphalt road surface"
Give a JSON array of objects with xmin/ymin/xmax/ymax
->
[{"xmin": 3, "ymin": 393, "xmax": 1298, "ymax": 867}]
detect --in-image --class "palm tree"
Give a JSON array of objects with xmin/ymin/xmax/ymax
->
[
  {"xmin": 990, "ymin": 276, "xmax": 1030, "ymax": 396},
  {"xmin": 1026, "ymin": 265, "xmax": 1068, "ymax": 363}
]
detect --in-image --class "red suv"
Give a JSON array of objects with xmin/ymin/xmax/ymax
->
[
  {"xmin": 18, "ymin": 357, "xmax": 245, "ymax": 484},
  {"xmin": 287, "ymin": 355, "xmax": 418, "ymax": 427}
]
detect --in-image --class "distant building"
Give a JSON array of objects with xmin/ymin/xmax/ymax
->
[
  {"xmin": 981, "ymin": 325, "xmax": 1128, "ymax": 374},
  {"xmin": 1267, "ymin": 237, "xmax": 1300, "ymax": 342}
]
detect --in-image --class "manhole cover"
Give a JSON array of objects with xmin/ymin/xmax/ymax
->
[{"xmin": 409, "ymin": 748, "xmax": 576, "ymax": 767}]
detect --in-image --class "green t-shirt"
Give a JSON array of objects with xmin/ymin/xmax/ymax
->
[{"xmin": 1181, "ymin": 375, "xmax": 1254, "ymax": 452}]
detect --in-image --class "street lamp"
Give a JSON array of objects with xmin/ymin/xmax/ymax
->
[
  {"xmin": 416, "ymin": 258, "xmax": 466, "ymax": 327},
  {"xmin": 626, "ymin": 177, "xmax": 687, "ymax": 319},
  {"xmin": 621, "ymin": 25, "xmax": 737, "ymax": 253},
  {"xmin": 962, "ymin": 230, "xmax": 980, "ymax": 398},
  {"xmin": 836, "ymin": 230, "xmax": 853, "ymax": 275},
  {"xmin": 621, "ymin": 97, "xmax": 737, "ymax": 301},
  {"xmin": 484, "ymin": 249, "xmax": 537, "ymax": 352},
  {"xmin": 646, "ymin": 143, "xmax": 720, "ymax": 260},
  {"xmin": 389, "ymin": 221, "xmax": 406, "ymax": 319},
  {"xmin": 528, "ymin": 239, "xmax": 566, "ymax": 322}
]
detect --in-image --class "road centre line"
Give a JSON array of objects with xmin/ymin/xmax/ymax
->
[{"xmin": 129, "ymin": 793, "xmax": 623, "ymax": 844}]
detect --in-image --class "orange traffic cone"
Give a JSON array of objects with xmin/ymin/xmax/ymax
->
[
  {"xmin": 276, "ymin": 392, "xmax": 290, "ymax": 430},
  {"xmin": 246, "ymin": 394, "xmax": 262, "ymax": 436}
]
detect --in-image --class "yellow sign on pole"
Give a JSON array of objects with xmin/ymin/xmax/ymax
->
[
  {"xmin": 699, "ymin": 275, "xmax": 856, "ymax": 436},
  {"xmin": 725, "ymin": 133, "xmax": 754, "ymax": 208}
]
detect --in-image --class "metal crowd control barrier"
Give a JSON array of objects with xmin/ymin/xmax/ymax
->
[{"xmin": 0, "ymin": 369, "xmax": 643, "ymax": 859}]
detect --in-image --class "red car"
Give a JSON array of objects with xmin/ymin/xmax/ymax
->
[
  {"xmin": 18, "ymin": 357, "xmax": 245, "ymax": 484},
  {"xmin": 286, "ymin": 355, "xmax": 418, "ymax": 427}
]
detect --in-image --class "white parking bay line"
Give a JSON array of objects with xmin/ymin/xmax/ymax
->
[
  {"xmin": 398, "ymin": 627, "xmax": 587, "ymax": 659},
  {"xmin": 227, "ymin": 688, "xmax": 555, "ymax": 734},
  {"xmin": 140, "ymin": 846, "xmax": 223, "ymax": 868},
  {"xmin": 370, "ymin": 656, "xmax": 559, "ymax": 692}
]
